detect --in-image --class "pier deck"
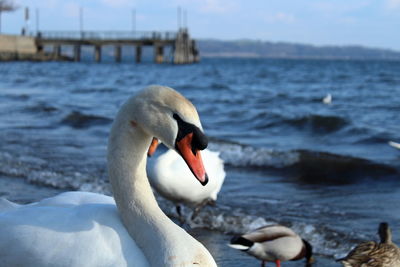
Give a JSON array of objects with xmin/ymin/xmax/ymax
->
[{"xmin": 32, "ymin": 29, "xmax": 199, "ymax": 64}]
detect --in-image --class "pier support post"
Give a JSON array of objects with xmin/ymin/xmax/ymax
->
[
  {"xmin": 174, "ymin": 30, "xmax": 189, "ymax": 64},
  {"xmin": 192, "ymin": 40, "xmax": 200, "ymax": 63},
  {"xmin": 95, "ymin": 45, "xmax": 102, "ymax": 62},
  {"xmin": 154, "ymin": 45, "xmax": 164, "ymax": 64},
  {"xmin": 173, "ymin": 29, "xmax": 199, "ymax": 64},
  {"xmin": 74, "ymin": 45, "xmax": 81, "ymax": 62},
  {"xmin": 135, "ymin": 45, "xmax": 142, "ymax": 63},
  {"xmin": 37, "ymin": 45, "xmax": 44, "ymax": 54},
  {"xmin": 54, "ymin": 45, "xmax": 61, "ymax": 59},
  {"xmin": 115, "ymin": 45, "xmax": 122, "ymax": 62}
]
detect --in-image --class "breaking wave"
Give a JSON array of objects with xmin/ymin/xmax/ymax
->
[
  {"xmin": 156, "ymin": 198, "xmax": 359, "ymax": 257},
  {"xmin": 61, "ymin": 111, "xmax": 112, "ymax": 128},
  {"xmin": 208, "ymin": 141, "xmax": 300, "ymax": 168},
  {"xmin": 0, "ymin": 146, "xmax": 394, "ymax": 258},
  {"xmin": 209, "ymin": 140, "xmax": 398, "ymax": 183},
  {"xmin": 282, "ymin": 114, "xmax": 348, "ymax": 133}
]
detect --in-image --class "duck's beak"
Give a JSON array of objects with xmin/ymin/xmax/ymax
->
[
  {"xmin": 147, "ymin": 137, "xmax": 159, "ymax": 157},
  {"xmin": 176, "ymin": 133, "xmax": 208, "ymax": 186},
  {"xmin": 307, "ymin": 256, "xmax": 316, "ymax": 264}
]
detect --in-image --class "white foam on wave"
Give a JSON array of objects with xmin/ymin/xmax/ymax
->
[
  {"xmin": 208, "ymin": 142, "xmax": 299, "ymax": 168},
  {"xmin": 0, "ymin": 151, "xmax": 110, "ymax": 194},
  {"xmin": 0, "ymin": 151, "xmax": 355, "ymax": 258},
  {"xmin": 0, "ymin": 139, "xmax": 300, "ymax": 193},
  {"xmin": 156, "ymin": 198, "xmax": 349, "ymax": 257},
  {"xmin": 157, "ymin": 199, "xmax": 273, "ymax": 234}
]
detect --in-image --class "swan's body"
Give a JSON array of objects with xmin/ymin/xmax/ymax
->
[
  {"xmin": 0, "ymin": 192, "xmax": 149, "ymax": 266},
  {"xmin": 147, "ymin": 148, "xmax": 225, "ymax": 207},
  {"xmin": 229, "ymin": 224, "xmax": 314, "ymax": 267},
  {"xmin": 338, "ymin": 222, "xmax": 400, "ymax": 267},
  {"xmin": 0, "ymin": 85, "xmax": 217, "ymax": 267}
]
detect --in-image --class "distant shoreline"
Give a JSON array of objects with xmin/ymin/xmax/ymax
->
[
  {"xmin": 198, "ymin": 39, "xmax": 400, "ymax": 61},
  {"xmin": 201, "ymin": 53, "xmax": 400, "ymax": 61}
]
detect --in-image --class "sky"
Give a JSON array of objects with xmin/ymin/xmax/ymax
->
[{"xmin": 2, "ymin": 0, "xmax": 400, "ymax": 51}]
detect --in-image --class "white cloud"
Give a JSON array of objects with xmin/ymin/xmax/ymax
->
[
  {"xmin": 101, "ymin": 0, "xmax": 134, "ymax": 8},
  {"xmin": 173, "ymin": 0, "xmax": 237, "ymax": 14},
  {"xmin": 386, "ymin": 0, "xmax": 400, "ymax": 9},
  {"xmin": 309, "ymin": 1, "xmax": 370, "ymax": 25},
  {"xmin": 200, "ymin": 0, "xmax": 236, "ymax": 13},
  {"xmin": 267, "ymin": 12, "xmax": 295, "ymax": 23},
  {"xmin": 63, "ymin": 2, "xmax": 80, "ymax": 18},
  {"xmin": 337, "ymin": 16, "xmax": 358, "ymax": 24},
  {"xmin": 15, "ymin": 0, "xmax": 59, "ymax": 9},
  {"xmin": 311, "ymin": 1, "xmax": 371, "ymax": 14}
]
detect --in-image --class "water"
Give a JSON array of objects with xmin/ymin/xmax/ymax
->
[{"xmin": 1, "ymin": 58, "xmax": 400, "ymax": 266}]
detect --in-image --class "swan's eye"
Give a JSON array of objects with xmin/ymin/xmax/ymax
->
[
  {"xmin": 192, "ymin": 127, "xmax": 208, "ymax": 151},
  {"xmin": 173, "ymin": 113, "xmax": 208, "ymax": 151}
]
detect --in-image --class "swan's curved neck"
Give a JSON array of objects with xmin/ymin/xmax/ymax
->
[
  {"xmin": 106, "ymin": 101, "xmax": 216, "ymax": 267},
  {"xmin": 107, "ymin": 116, "xmax": 177, "ymax": 266}
]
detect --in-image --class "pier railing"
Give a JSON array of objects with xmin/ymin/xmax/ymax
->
[
  {"xmin": 33, "ymin": 29, "xmax": 198, "ymax": 64},
  {"xmin": 36, "ymin": 31, "xmax": 178, "ymax": 41}
]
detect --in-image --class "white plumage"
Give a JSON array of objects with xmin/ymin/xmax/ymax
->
[
  {"xmin": 0, "ymin": 85, "xmax": 217, "ymax": 267},
  {"xmin": 147, "ymin": 148, "xmax": 225, "ymax": 207},
  {"xmin": 0, "ymin": 192, "xmax": 148, "ymax": 266}
]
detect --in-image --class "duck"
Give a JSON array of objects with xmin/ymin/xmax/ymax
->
[
  {"xmin": 0, "ymin": 85, "xmax": 217, "ymax": 267},
  {"xmin": 337, "ymin": 222, "xmax": 400, "ymax": 267},
  {"xmin": 147, "ymin": 141, "xmax": 225, "ymax": 220},
  {"xmin": 228, "ymin": 224, "xmax": 314, "ymax": 267}
]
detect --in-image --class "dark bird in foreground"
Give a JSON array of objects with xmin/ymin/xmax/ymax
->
[
  {"xmin": 337, "ymin": 222, "xmax": 400, "ymax": 267},
  {"xmin": 228, "ymin": 224, "xmax": 314, "ymax": 267}
]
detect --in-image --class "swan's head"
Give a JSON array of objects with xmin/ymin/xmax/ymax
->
[{"xmin": 128, "ymin": 85, "xmax": 209, "ymax": 185}]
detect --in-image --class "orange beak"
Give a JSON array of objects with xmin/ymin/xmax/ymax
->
[
  {"xmin": 147, "ymin": 137, "xmax": 159, "ymax": 157},
  {"xmin": 176, "ymin": 133, "xmax": 208, "ymax": 185}
]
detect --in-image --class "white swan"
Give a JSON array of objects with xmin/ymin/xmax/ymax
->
[
  {"xmin": 0, "ymin": 85, "xmax": 217, "ymax": 267},
  {"xmin": 147, "ymin": 146, "xmax": 225, "ymax": 219}
]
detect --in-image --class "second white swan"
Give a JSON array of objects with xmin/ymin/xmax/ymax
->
[{"xmin": 147, "ymin": 146, "xmax": 225, "ymax": 219}]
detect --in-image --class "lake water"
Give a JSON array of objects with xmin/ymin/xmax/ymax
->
[{"xmin": 1, "ymin": 58, "xmax": 400, "ymax": 266}]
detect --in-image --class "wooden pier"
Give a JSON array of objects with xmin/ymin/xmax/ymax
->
[{"xmin": 34, "ymin": 28, "xmax": 199, "ymax": 64}]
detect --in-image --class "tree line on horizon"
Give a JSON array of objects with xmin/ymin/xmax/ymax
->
[{"xmin": 197, "ymin": 39, "xmax": 400, "ymax": 60}]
